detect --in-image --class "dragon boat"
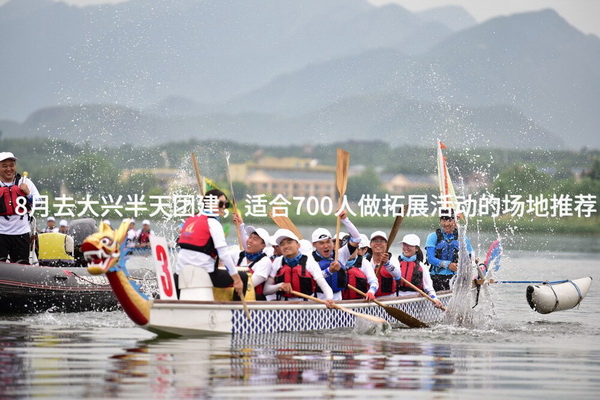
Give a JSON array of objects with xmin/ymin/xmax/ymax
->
[{"xmin": 82, "ymin": 220, "xmax": 450, "ymax": 337}]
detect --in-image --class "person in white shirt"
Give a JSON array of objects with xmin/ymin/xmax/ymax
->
[
  {"xmin": 232, "ymin": 225, "xmax": 273, "ymax": 300},
  {"xmin": 263, "ymin": 229, "xmax": 334, "ymax": 307},
  {"xmin": 0, "ymin": 152, "xmax": 40, "ymax": 264},
  {"xmin": 41, "ymin": 216, "xmax": 58, "ymax": 233},
  {"xmin": 174, "ymin": 189, "xmax": 246, "ymax": 299}
]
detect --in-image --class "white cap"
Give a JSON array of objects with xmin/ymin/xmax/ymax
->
[
  {"xmin": 142, "ymin": 219, "xmax": 150, "ymax": 225},
  {"xmin": 401, "ymin": 234, "xmax": 420, "ymax": 247},
  {"xmin": 246, "ymin": 226, "xmax": 271, "ymax": 246},
  {"xmin": 370, "ymin": 230, "xmax": 388, "ymax": 241},
  {"xmin": 299, "ymin": 239, "xmax": 313, "ymax": 255},
  {"xmin": 272, "ymin": 228, "xmax": 300, "ymax": 246},
  {"xmin": 123, "ymin": 218, "xmax": 135, "ymax": 224},
  {"xmin": 311, "ymin": 227, "xmax": 332, "ymax": 243},
  {"xmin": 60, "ymin": 219, "xmax": 68, "ymax": 227},
  {"xmin": 336, "ymin": 232, "xmax": 347, "ymax": 240},
  {"xmin": 47, "ymin": 216, "xmax": 55, "ymax": 222},
  {"xmin": 0, "ymin": 152, "xmax": 17, "ymax": 162},
  {"xmin": 358, "ymin": 234, "xmax": 369, "ymax": 248},
  {"xmin": 103, "ymin": 219, "xmax": 111, "ymax": 226}
]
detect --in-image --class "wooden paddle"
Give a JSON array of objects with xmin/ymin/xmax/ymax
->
[
  {"xmin": 268, "ymin": 210, "xmax": 303, "ymax": 239},
  {"xmin": 290, "ymin": 290, "xmax": 387, "ymax": 325},
  {"xmin": 334, "ymin": 148, "xmax": 350, "ymax": 261},
  {"xmin": 347, "ymin": 285, "xmax": 429, "ymax": 328},
  {"xmin": 190, "ymin": 153, "xmax": 205, "ymax": 196}
]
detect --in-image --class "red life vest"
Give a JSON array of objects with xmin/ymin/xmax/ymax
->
[
  {"xmin": 375, "ymin": 264, "xmax": 397, "ymax": 297},
  {"xmin": 398, "ymin": 260, "xmax": 424, "ymax": 291},
  {"xmin": 237, "ymin": 251, "xmax": 267, "ymax": 300},
  {"xmin": 138, "ymin": 230, "xmax": 151, "ymax": 244},
  {"xmin": 274, "ymin": 255, "xmax": 316, "ymax": 298},
  {"xmin": 0, "ymin": 184, "xmax": 29, "ymax": 217},
  {"xmin": 342, "ymin": 266, "xmax": 368, "ymax": 300},
  {"xmin": 177, "ymin": 214, "xmax": 217, "ymax": 257}
]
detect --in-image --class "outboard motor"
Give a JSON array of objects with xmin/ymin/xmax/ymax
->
[{"xmin": 68, "ymin": 218, "xmax": 98, "ymax": 267}]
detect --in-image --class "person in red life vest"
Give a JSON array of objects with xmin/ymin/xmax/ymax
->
[
  {"xmin": 0, "ymin": 152, "xmax": 40, "ymax": 264},
  {"xmin": 342, "ymin": 234, "xmax": 378, "ymax": 300},
  {"xmin": 135, "ymin": 219, "xmax": 154, "ymax": 248},
  {"xmin": 263, "ymin": 229, "xmax": 334, "ymax": 307},
  {"xmin": 174, "ymin": 189, "xmax": 247, "ymax": 300},
  {"xmin": 397, "ymin": 234, "xmax": 443, "ymax": 308},
  {"xmin": 368, "ymin": 230, "xmax": 402, "ymax": 298},
  {"xmin": 311, "ymin": 210, "xmax": 362, "ymax": 301},
  {"xmin": 233, "ymin": 223, "xmax": 273, "ymax": 301}
]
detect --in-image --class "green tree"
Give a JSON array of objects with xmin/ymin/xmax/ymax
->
[
  {"xmin": 346, "ymin": 167, "xmax": 386, "ymax": 202},
  {"xmin": 61, "ymin": 154, "xmax": 121, "ymax": 196},
  {"xmin": 492, "ymin": 164, "xmax": 552, "ymax": 198}
]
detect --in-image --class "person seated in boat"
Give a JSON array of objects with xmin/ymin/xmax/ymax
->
[
  {"xmin": 368, "ymin": 230, "xmax": 402, "ymax": 299},
  {"xmin": 135, "ymin": 219, "xmax": 154, "ymax": 248},
  {"xmin": 425, "ymin": 210, "xmax": 474, "ymax": 291},
  {"xmin": 263, "ymin": 229, "xmax": 334, "ymax": 307},
  {"xmin": 0, "ymin": 152, "xmax": 40, "ymax": 264},
  {"xmin": 58, "ymin": 219, "xmax": 69, "ymax": 234},
  {"xmin": 41, "ymin": 216, "xmax": 58, "ymax": 233},
  {"xmin": 124, "ymin": 218, "xmax": 136, "ymax": 248},
  {"xmin": 341, "ymin": 234, "xmax": 378, "ymax": 301},
  {"xmin": 231, "ymin": 216, "xmax": 273, "ymax": 301},
  {"xmin": 310, "ymin": 210, "xmax": 361, "ymax": 301},
  {"xmin": 397, "ymin": 234, "xmax": 443, "ymax": 309},
  {"xmin": 174, "ymin": 189, "xmax": 247, "ymax": 300}
]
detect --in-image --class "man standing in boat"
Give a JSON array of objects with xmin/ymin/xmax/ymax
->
[
  {"xmin": 174, "ymin": 189, "xmax": 247, "ymax": 300},
  {"xmin": 0, "ymin": 152, "xmax": 40, "ymax": 264},
  {"xmin": 425, "ymin": 210, "xmax": 474, "ymax": 291},
  {"xmin": 263, "ymin": 229, "xmax": 334, "ymax": 307}
]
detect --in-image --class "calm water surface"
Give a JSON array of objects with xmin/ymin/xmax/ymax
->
[{"xmin": 1, "ymin": 232, "xmax": 599, "ymax": 399}]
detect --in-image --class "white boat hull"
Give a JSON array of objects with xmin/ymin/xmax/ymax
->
[
  {"xmin": 526, "ymin": 277, "xmax": 592, "ymax": 314},
  {"xmin": 143, "ymin": 292, "xmax": 451, "ymax": 336}
]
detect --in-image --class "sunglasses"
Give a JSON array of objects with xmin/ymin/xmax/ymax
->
[{"xmin": 218, "ymin": 200, "xmax": 231, "ymax": 209}]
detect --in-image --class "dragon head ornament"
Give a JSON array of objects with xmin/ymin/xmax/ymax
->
[{"xmin": 82, "ymin": 219, "xmax": 131, "ymax": 275}]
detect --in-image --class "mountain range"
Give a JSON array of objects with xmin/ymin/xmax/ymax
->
[{"xmin": 0, "ymin": 0, "xmax": 598, "ymax": 150}]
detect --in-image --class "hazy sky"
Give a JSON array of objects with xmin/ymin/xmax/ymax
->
[{"xmin": 1, "ymin": 0, "xmax": 598, "ymax": 36}]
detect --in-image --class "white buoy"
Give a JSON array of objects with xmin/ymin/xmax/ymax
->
[{"xmin": 526, "ymin": 277, "xmax": 592, "ymax": 314}]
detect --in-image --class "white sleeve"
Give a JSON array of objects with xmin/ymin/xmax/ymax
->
[
  {"xmin": 341, "ymin": 216, "xmax": 360, "ymax": 242},
  {"xmin": 384, "ymin": 257, "xmax": 402, "ymax": 281},
  {"xmin": 307, "ymin": 259, "xmax": 333, "ymax": 300},
  {"xmin": 208, "ymin": 218, "xmax": 238, "ymax": 276},
  {"xmin": 421, "ymin": 264, "xmax": 437, "ymax": 299},
  {"xmin": 360, "ymin": 258, "xmax": 379, "ymax": 294},
  {"xmin": 239, "ymin": 223, "xmax": 248, "ymax": 251}
]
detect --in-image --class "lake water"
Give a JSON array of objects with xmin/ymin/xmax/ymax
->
[{"xmin": 1, "ymin": 230, "xmax": 599, "ymax": 399}]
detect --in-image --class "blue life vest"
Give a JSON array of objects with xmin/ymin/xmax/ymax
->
[
  {"xmin": 313, "ymin": 251, "xmax": 347, "ymax": 293},
  {"xmin": 434, "ymin": 228, "xmax": 459, "ymax": 264}
]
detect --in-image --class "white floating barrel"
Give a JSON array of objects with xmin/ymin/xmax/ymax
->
[{"xmin": 526, "ymin": 277, "xmax": 592, "ymax": 314}]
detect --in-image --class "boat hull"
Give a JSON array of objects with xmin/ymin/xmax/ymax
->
[
  {"xmin": 0, "ymin": 261, "xmax": 150, "ymax": 313},
  {"xmin": 142, "ymin": 292, "xmax": 451, "ymax": 336},
  {"xmin": 526, "ymin": 277, "xmax": 593, "ymax": 314}
]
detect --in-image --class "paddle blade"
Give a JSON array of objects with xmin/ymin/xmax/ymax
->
[
  {"xmin": 386, "ymin": 204, "xmax": 408, "ymax": 251},
  {"xmin": 269, "ymin": 211, "xmax": 303, "ymax": 240},
  {"xmin": 336, "ymin": 148, "xmax": 350, "ymax": 197},
  {"xmin": 383, "ymin": 305, "xmax": 429, "ymax": 328}
]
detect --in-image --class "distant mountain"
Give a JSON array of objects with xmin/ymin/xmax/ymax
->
[
  {"xmin": 0, "ymin": 0, "xmax": 454, "ymax": 119},
  {"xmin": 0, "ymin": 0, "xmax": 598, "ymax": 150},
  {"xmin": 1, "ymin": 94, "xmax": 563, "ymax": 150}
]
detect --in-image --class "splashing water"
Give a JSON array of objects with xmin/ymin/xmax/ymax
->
[{"xmin": 442, "ymin": 223, "xmax": 494, "ymax": 328}]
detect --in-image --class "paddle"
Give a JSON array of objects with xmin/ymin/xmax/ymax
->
[
  {"xmin": 334, "ymin": 148, "xmax": 350, "ymax": 262},
  {"xmin": 268, "ymin": 210, "xmax": 303, "ymax": 239},
  {"xmin": 290, "ymin": 290, "xmax": 387, "ymax": 325},
  {"xmin": 190, "ymin": 152, "xmax": 205, "ymax": 196},
  {"xmin": 347, "ymin": 285, "xmax": 429, "ymax": 328}
]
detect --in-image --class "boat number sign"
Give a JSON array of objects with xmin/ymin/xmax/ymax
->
[{"xmin": 150, "ymin": 236, "xmax": 177, "ymax": 300}]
